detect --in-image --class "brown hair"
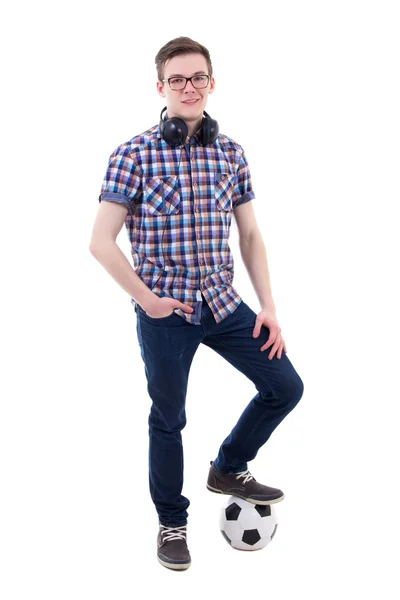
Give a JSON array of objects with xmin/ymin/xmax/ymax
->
[{"xmin": 155, "ymin": 36, "xmax": 213, "ymax": 82}]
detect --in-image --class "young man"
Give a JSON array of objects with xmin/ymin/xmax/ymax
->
[{"xmin": 89, "ymin": 37, "xmax": 304, "ymax": 571}]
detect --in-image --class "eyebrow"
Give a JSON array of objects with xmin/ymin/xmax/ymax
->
[{"xmin": 167, "ymin": 71, "xmax": 207, "ymax": 77}]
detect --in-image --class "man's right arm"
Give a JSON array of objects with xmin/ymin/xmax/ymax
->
[{"xmin": 88, "ymin": 200, "xmax": 157, "ymax": 311}]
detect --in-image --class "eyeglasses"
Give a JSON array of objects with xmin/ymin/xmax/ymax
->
[{"xmin": 161, "ymin": 75, "xmax": 210, "ymax": 91}]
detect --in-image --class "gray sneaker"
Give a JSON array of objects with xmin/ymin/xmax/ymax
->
[
  {"xmin": 157, "ymin": 522, "xmax": 191, "ymax": 570},
  {"xmin": 207, "ymin": 460, "xmax": 285, "ymax": 505}
]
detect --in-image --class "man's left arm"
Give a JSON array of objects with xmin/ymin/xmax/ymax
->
[
  {"xmin": 234, "ymin": 201, "xmax": 275, "ymax": 312},
  {"xmin": 234, "ymin": 201, "xmax": 287, "ymax": 359}
]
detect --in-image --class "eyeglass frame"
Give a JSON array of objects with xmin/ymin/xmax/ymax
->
[{"xmin": 161, "ymin": 74, "xmax": 211, "ymax": 90}]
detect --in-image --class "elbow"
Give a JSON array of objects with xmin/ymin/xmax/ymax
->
[
  {"xmin": 89, "ymin": 238, "xmax": 116, "ymax": 254},
  {"xmin": 89, "ymin": 240, "xmax": 104, "ymax": 255}
]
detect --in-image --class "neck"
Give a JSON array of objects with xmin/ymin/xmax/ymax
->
[
  {"xmin": 186, "ymin": 117, "xmax": 203, "ymax": 139},
  {"xmin": 165, "ymin": 110, "xmax": 203, "ymax": 140}
]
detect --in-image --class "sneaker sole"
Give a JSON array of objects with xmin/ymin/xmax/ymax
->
[
  {"xmin": 157, "ymin": 556, "xmax": 191, "ymax": 570},
  {"xmin": 206, "ymin": 483, "xmax": 285, "ymax": 505}
]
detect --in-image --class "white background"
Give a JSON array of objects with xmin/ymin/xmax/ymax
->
[{"xmin": 1, "ymin": 0, "xmax": 399, "ymax": 597}]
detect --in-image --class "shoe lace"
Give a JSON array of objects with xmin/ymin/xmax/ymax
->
[
  {"xmin": 235, "ymin": 469, "xmax": 255, "ymax": 484},
  {"xmin": 160, "ymin": 524, "xmax": 187, "ymax": 542}
]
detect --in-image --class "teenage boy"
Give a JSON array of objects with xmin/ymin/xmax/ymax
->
[{"xmin": 89, "ymin": 37, "xmax": 304, "ymax": 571}]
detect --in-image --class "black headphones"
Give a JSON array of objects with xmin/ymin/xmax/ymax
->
[{"xmin": 159, "ymin": 106, "xmax": 219, "ymax": 147}]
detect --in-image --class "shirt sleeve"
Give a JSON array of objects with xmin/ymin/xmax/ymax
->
[
  {"xmin": 98, "ymin": 144, "xmax": 142, "ymax": 216},
  {"xmin": 232, "ymin": 148, "xmax": 256, "ymax": 209}
]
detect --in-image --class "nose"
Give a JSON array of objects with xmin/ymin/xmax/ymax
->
[{"xmin": 185, "ymin": 79, "xmax": 196, "ymax": 92}]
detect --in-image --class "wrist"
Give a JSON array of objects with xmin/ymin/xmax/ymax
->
[
  {"xmin": 261, "ymin": 303, "xmax": 276, "ymax": 313},
  {"xmin": 136, "ymin": 292, "xmax": 159, "ymax": 313}
]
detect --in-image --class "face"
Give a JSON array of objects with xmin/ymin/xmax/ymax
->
[{"xmin": 156, "ymin": 53, "xmax": 215, "ymax": 131}]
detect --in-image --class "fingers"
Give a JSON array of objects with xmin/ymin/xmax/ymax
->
[
  {"xmin": 175, "ymin": 302, "xmax": 193, "ymax": 312},
  {"xmin": 268, "ymin": 338, "xmax": 281, "ymax": 360},
  {"xmin": 260, "ymin": 327, "xmax": 278, "ymax": 352},
  {"xmin": 260, "ymin": 333, "xmax": 277, "ymax": 353},
  {"xmin": 259, "ymin": 330, "xmax": 285, "ymax": 360},
  {"xmin": 252, "ymin": 323, "xmax": 261, "ymax": 338}
]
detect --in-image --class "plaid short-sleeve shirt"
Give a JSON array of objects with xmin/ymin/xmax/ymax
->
[{"xmin": 98, "ymin": 121, "xmax": 256, "ymax": 325}]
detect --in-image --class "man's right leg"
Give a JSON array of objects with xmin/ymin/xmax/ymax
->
[{"xmin": 135, "ymin": 305, "xmax": 201, "ymax": 527}]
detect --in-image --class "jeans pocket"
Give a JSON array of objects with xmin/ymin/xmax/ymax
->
[
  {"xmin": 144, "ymin": 176, "xmax": 181, "ymax": 216},
  {"xmin": 137, "ymin": 304, "xmax": 176, "ymax": 321}
]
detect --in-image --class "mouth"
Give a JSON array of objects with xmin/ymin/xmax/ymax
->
[{"xmin": 182, "ymin": 99, "xmax": 199, "ymax": 105}]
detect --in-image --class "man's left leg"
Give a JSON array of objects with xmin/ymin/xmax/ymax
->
[{"xmin": 201, "ymin": 299, "xmax": 304, "ymax": 502}]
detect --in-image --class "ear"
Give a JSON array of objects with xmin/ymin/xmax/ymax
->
[
  {"xmin": 209, "ymin": 76, "xmax": 216, "ymax": 94},
  {"xmin": 156, "ymin": 81, "xmax": 165, "ymax": 98}
]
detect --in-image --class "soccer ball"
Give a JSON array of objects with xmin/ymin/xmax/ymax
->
[{"xmin": 219, "ymin": 496, "xmax": 278, "ymax": 551}]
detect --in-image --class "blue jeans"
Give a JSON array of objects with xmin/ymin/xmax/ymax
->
[{"xmin": 134, "ymin": 294, "xmax": 304, "ymax": 527}]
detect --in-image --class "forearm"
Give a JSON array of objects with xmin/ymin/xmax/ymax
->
[
  {"xmin": 239, "ymin": 233, "xmax": 276, "ymax": 312},
  {"xmin": 89, "ymin": 241, "xmax": 156, "ymax": 310}
]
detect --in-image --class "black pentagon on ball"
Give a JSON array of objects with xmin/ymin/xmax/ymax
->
[
  {"xmin": 255, "ymin": 504, "xmax": 272, "ymax": 518},
  {"xmin": 225, "ymin": 502, "xmax": 242, "ymax": 520},
  {"xmin": 242, "ymin": 528, "xmax": 261, "ymax": 545},
  {"xmin": 220, "ymin": 530, "xmax": 232, "ymax": 545}
]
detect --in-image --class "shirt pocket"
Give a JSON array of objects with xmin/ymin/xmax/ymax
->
[
  {"xmin": 214, "ymin": 171, "xmax": 235, "ymax": 211},
  {"xmin": 144, "ymin": 175, "xmax": 181, "ymax": 216}
]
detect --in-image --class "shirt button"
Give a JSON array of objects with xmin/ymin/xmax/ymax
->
[
  {"xmin": 195, "ymin": 207, "xmax": 199, "ymax": 213},
  {"xmin": 193, "ymin": 182, "xmax": 197, "ymax": 187}
]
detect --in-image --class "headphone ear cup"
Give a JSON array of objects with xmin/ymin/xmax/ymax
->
[
  {"xmin": 198, "ymin": 113, "xmax": 219, "ymax": 146},
  {"xmin": 161, "ymin": 116, "xmax": 188, "ymax": 147}
]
